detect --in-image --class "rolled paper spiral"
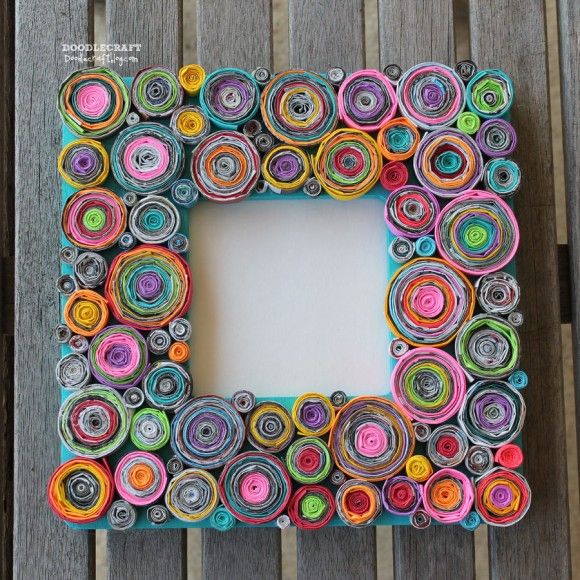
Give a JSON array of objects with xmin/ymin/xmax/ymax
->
[
  {"xmin": 411, "ymin": 509, "xmax": 432, "ymax": 529},
  {"xmin": 277, "ymin": 515, "xmax": 291, "ymax": 529},
  {"xmin": 118, "ymin": 232, "xmax": 136, "ymax": 251},
  {"xmin": 130, "ymin": 407, "xmax": 170, "ymax": 451},
  {"xmin": 285, "ymin": 437, "xmax": 333, "ymax": 484},
  {"xmin": 415, "ymin": 235, "xmax": 437, "ymax": 257},
  {"xmin": 458, "ymin": 380, "xmax": 526, "ymax": 446},
  {"xmin": 494, "ymin": 443, "xmax": 524, "ymax": 469},
  {"xmin": 48, "ymin": 457, "xmax": 114, "ymax": 524},
  {"xmin": 313, "ymin": 129, "xmax": 382, "ymax": 200},
  {"xmin": 231, "ymin": 389, "xmax": 256, "ymax": 414},
  {"xmin": 191, "ymin": 130, "xmax": 260, "ymax": 203},
  {"xmin": 114, "ymin": 451, "xmax": 167, "ymax": 506},
  {"xmin": 124, "ymin": 386, "xmax": 145, "ymax": 408},
  {"xmin": 143, "ymin": 361, "xmax": 192, "ymax": 410},
  {"xmin": 210, "ymin": 506, "xmax": 237, "ymax": 531},
  {"xmin": 397, "ymin": 63, "xmax": 466, "ymax": 130},
  {"xmin": 475, "ymin": 271, "xmax": 520, "ymax": 315},
  {"xmin": 146, "ymin": 328, "xmax": 171, "ymax": 355},
  {"xmin": 330, "ymin": 469, "xmax": 346, "ymax": 486},
  {"xmin": 246, "ymin": 401, "xmax": 295, "ymax": 453},
  {"xmin": 413, "ymin": 422, "xmax": 432, "ymax": 442},
  {"xmin": 456, "ymin": 111, "xmax": 481, "ymax": 135},
  {"xmin": 335, "ymin": 479, "xmax": 382, "ymax": 527},
  {"xmin": 165, "ymin": 468, "xmax": 219, "ymax": 522},
  {"xmin": 460, "ymin": 511, "xmax": 482, "ymax": 531},
  {"xmin": 414, "ymin": 129, "xmax": 483, "ymax": 197},
  {"xmin": 381, "ymin": 475, "xmax": 422, "ymax": 516},
  {"xmin": 218, "ymin": 451, "xmax": 292, "ymax": 524},
  {"xmin": 384, "ymin": 186, "xmax": 440, "ymax": 238},
  {"xmin": 508, "ymin": 369, "xmax": 528, "ymax": 389},
  {"xmin": 423, "ymin": 468, "xmax": 474, "ymax": 524},
  {"xmin": 107, "ymin": 499, "xmax": 137, "ymax": 530},
  {"xmin": 171, "ymin": 396, "xmax": 245, "ymax": 469},
  {"xmin": 105, "ymin": 245, "xmax": 192, "ymax": 330},
  {"xmin": 168, "ymin": 233, "xmax": 189, "ymax": 254},
  {"xmin": 69, "ymin": 334, "xmax": 89, "ymax": 353},
  {"xmin": 58, "ymin": 385, "xmax": 130, "ymax": 458},
  {"xmin": 390, "ymin": 347, "xmax": 467, "ymax": 424},
  {"xmin": 484, "ymin": 158, "xmax": 521, "ymax": 197},
  {"xmin": 475, "ymin": 468, "xmax": 531, "ymax": 526},
  {"xmin": 58, "ymin": 67, "xmax": 130, "ymax": 138},
  {"xmin": 64, "ymin": 289, "xmax": 109, "ymax": 337},
  {"xmin": 389, "ymin": 237, "xmax": 415, "ymax": 263},
  {"xmin": 508, "ymin": 311, "xmax": 524, "ymax": 327},
  {"xmin": 58, "ymin": 139, "xmax": 109, "ymax": 188},
  {"xmin": 476, "ymin": 119, "xmax": 517, "ymax": 157},
  {"xmin": 169, "ymin": 317, "xmax": 191, "ymax": 341},
  {"xmin": 291, "ymin": 393, "xmax": 335, "ymax": 436},
  {"xmin": 171, "ymin": 179, "xmax": 199, "ymax": 208},
  {"xmin": 200, "ymin": 68, "xmax": 260, "ymax": 129},
  {"xmin": 57, "ymin": 274, "xmax": 77, "ymax": 295},
  {"xmin": 170, "ymin": 105, "xmax": 211, "ymax": 145},
  {"xmin": 435, "ymin": 190, "xmax": 519, "ymax": 275},
  {"xmin": 178, "ymin": 64, "xmax": 206, "ymax": 96},
  {"xmin": 427, "ymin": 424, "xmax": 470, "ymax": 468},
  {"xmin": 88, "ymin": 325, "xmax": 148, "ymax": 388},
  {"xmin": 405, "ymin": 454, "xmax": 433, "ymax": 482},
  {"xmin": 380, "ymin": 161, "xmax": 408, "ymax": 190},
  {"xmin": 330, "ymin": 390, "xmax": 348, "ymax": 408},
  {"xmin": 467, "ymin": 69, "xmax": 514, "ymax": 119},
  {"xmin": 329, "ymin": 396, "xmax": 415, "ymax": 481},
  {"xmin": 111, "ymin": 122, "xmax": 185, "ymax": 195},
  {"xmin": 260, "ymin": 70, "xmax": 338, "ymax": 145},
  {"xmin": 56, "ymin": 352, "xmax": 91, "ymax": 389},
  {"xmin": 61, "ymin": 246, "xmax": 79, "ymax": 265},
  {"xmin": 147, "ymin": 504, "xmax": 170, "ymax": 525},
  {"xmin": 128, "ymin": 195, "xmax": 181, "ymax": 244},
  {"xmin": 389, "ymin": 338, "xmax": 410, "ymax": 358},
  {"xmin": 261, "ymin": 145, "xmax": 311, "ymax": 192},
  {"xmin": 385, "ymin": 258, "xmax": 475, "ymax": 347},
  {"xmin": 167, "ymin": 456, "xmax": 184, "ymax": 476},
  {"xmin": 455, "ymin": 314, "xmax": 520, "ymax": 379},
  {"xmin": 74, "ymin": 252, "xmax": 108, "ymax": 289},
  {"xmin": 62, "ymin": 188, "xmax": 127, "ymax": 250},
  {"xmin": 377, "ymin": 117, "xmax": 420, "ymax": 161},
  {"xmin": 337, "ymin": 69, "xmax": 397, "ymax": 131},
  {"xmin": 168, "ymin": 341, "xmax": 189, "ymax": 363},
  {"xmin": 465, "ymin": 445, "xmax": 494, "ymax": 476},
  {"xmin": 131, "ymin": 67, "xmax": 183, "ymax": 119},
  {"xmin": 288, "ymin": 485, "xmax": 336, "ymax": 530}
]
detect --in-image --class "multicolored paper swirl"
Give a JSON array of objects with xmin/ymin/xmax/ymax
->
[
  {"xmin": 422, "ymin": 468, "xmax": 474, "ymax": 523},
  {"xmin": 335, "ymin": 479, "xmax": 382, "ymax": 527},
  {"xmin": 128, "ymin": 196, "xmax": 181, "ymax": 244},
  {"xmin": 247, "ymin": 401, "xmax": 295, "ymax": 453},
  {"xmin": 476, "ymin": 119, "xmax": 517, "ymax": 157},
  {"xmin": 467, "ymin": 69, "xmax": 514, "ymax": 119},
  {"xmin": 261, "ymin": 145, "xmax": 311, "ymax": 192},
  {"xmin": 114, "ymin": 451, "xmax": 167, "ymax": 506},
  {"xmin": 291, "ymin": 393, "xmax": 335, "ymax": 437},
  {"xmin": 131, "ymin": 67, "xmax": 183, "ymax": 118},
  {"xmin": 384, "ymin": 186, "xmax": 440, "ymax": 238},
  {"xmin": 143, "ymin": 361, "xmax": 191, "ymax": 410},
  {"xmin": 288, "ymin": 485, "xmax": 335, "ymax": 530},
  {"xmin": 381, "ymin": 475, "xmax": 422, "ymax": 516},
  {"xmin": 285, "ymin": 436, "xmax": 333, "ymax": 484},
  {"xmin": 377, "ymin": 117, "xmax": 420, "ymax": 161},
  {"xmin": 427, "ymin": 424, "xmax": 470, "ymax": 468},
  {"xmin": 165, "ymin": 468, "xmax": 219, "ymax": 522},
  {"xmin": 58, "ymin": 139, "xmax": 109, "ymax": 188}
]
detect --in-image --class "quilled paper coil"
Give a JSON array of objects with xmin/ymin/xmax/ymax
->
[
  {"xmin": 231, "ymin": 389, "xmax": 256, "ymax": 414},
  {"xmin": 390, "ymin": 338, "xmax": 410, "ymax": 358},
  {"xmin": 171, "ymin": 178, "xmax": 199, "ymax": 208},
  {"xmin": 131, "ymin": 67, "xmax": 183, "ymax": 118},
  {"xmin": 381, "ymin": 475, "xmax": 422, "ymax": 516},
  {"xmin": 62, "ymin": 188, "xmax": 127, "ymax": 251},
  {"xmin": 146, "ymin": 328, "xmax": 171, "ymax": 355},
  {"xmin": 123, "ymin": 386, "xmax": 145, "ymax": 408},
  {"xmin": 435, "ymin": 190, "xmax": 519, "ymax": 275},
  {"xmin": 413, "ymin": 422, "xmax": 432, "ymax": 442},
  {"xmin": 64, "ymin": 289, "xmax": 109, "ymax": 337},
  {"xmin": 69, "ymin": 334, "xmax": 89, "ymax": 353},
  {"xmin": 455, "ymin": 314, "xmax": 520, "ymax": 379},
  {"xmin": 391, "ymin": 347, "xmax": 466, "ymax": 424},
  {"xmin": 260, "ymin": 70, "xmax": 338, "ymax": 145},
  {"xmin": 74, "ymin": 252, "xmax": 108, "ymax": 289},
  {"xmin": 329, "ymin": 396, "xmax": 415, "ymax": 481},
  {"xmin": 411, "ymin": 509, "xmax": 432, "ymax": 529},
  {"xmin": 414, "ymin": 128, "xmax": 483, "ymax": 198},
  {"xmin": 171, "ymin": 396, "xmax": 245, "ymax": 469},
  {"xmin": 218, "ymin": 451, "xmax": 292, "ymax": 524},
  {"xmin": 475, "ymin": 468, "xmax": 530, "ymax": 526},
  {"xmin": 335, "ymin": 479, "xmax": 382, "ymax": 527},
  {"xmin": 104, "ymin": 245, "xmax": 192, "ymax": 331},
  {"xmin": 475, "ymin": 271, "xmax": 520, "ymax": 315},
  {"xmin": 165, "ymin": 468, "xmax": 219, "ymax": 522},
  {"xmin": 56, "ymin": 352, "xmax": 91, "ymax": 389},
  {"xmin": 467, "ymin": 69, "xmax": 514, "ymax": 119},
  {"xmin": 48, "ymin": 458, "xmax": 113, "ymax": 523},
  {"xmin": 456, "ymin": 111, "xmax": 481, "ymax": 135},
  {"xmin": 460, "ymin": 511, "xmax": 482, "ymax": 531},
  {"xmin": 247, "ymin": 401, "xmax": 295, "ymax": 453},
  {"xmin": 385, "ymin": 258, "xmax": 475, "ymax": 347},
  {"xmin": 465, "ymin": 445, "xmax": 494, "ymax": 476},
  {"xmin": 114, "ymin": 451, "xmax": 167, "ymax": 506},
  {"xmin": 128, "ymin": 195, "xmax": 181, "ymax": 244},
  {"xmin": 200, "ymin": 68, "xmax": 260, "ymax": 129},
  {"xmin": 380, "ymin": 161, "xmax": 409, "ymax": 190},
  {"xmin": 58, "ymin": 385, "xmax": 130, "ymax": 458},
  {"xmin": 58, "ymin": 139, "xmax": 109, "ymax": 188},
  {"xmin": 147, "ymin": 504, "xmax": 170, "ymax": 525},
  {"xmin": 337, "ymin": 69, "xmax": 397, "ymax": 131},
  {"xmin": 405, "ymin": 454, "xmax": 433, "ymax": 482},
  {"xmin": 58, "ymin": 67, "xmax": 130, "ymax": 138},
  {"xmin": 168, "ymin": 317, "xmax": 191, "ymax": 341},
  {"xmin": 210, "ymin": 506, "xmax": 237, "ymax": 531},
  {"xmin": 423, "ymin": 468, "xmax": 474, "ymax": 524},
  {"xmin": 168, "ymin": 341, "xmax": 189, "ymax": 363},
  {"xmin": 88, "ymin": 325, "xmax": 148, "ymax": 388},
  {"xmin": 107, "ymin": 499, "xmax": 137, "ymax": 530},
  {"xmin": 458, "ymin": 380, "xmax": 525, "ymax": 447},
  {"xmin": 484, "ymin": 158, "xmax": 521, "ymax": 197},
  {"xmin": 111, "ymin": 122, "xmax": 185, "ymax": 195},
  {"xmin": 170, "ymin": 105, "xmax": 211, "ymax": 145},
  {"xmin": 57, "ymin": 274, "xmax": 77, "ymax": 295},
  {"xmin": 377, "ymin": 117, "xmax": 420, "ymax": 161},
  {"xmin": 178, "ymin": 64, "xmax": 206, "ymax": 96},
  {"xmin": 261, "ymin": 145, "xmax": 311, "ymax": 192},
  {"xmin": 191, "ymin": 130, "xmax": 260, "ymax": 203},
  {"xmin": 476, "ymin": 119, "xmax": 517, "ymax": 158},
  {"xmin": 288, "ymin": 485, "xmax": 336, "ymax": 530},
  {"xmin": 426, "ymin": 424, "xmax": 469, "ymax": 468},
  {"xmin": 143, "ymin": 361, "xmax": 192, "ymax": 410},
  {"xmin": 494, "ymin": 443, "xmax": 524, "ymax": 469},
  {"xmin": 384, "ymin": 186, "xmax": 440, "ymax": 238},
  {"xmin": 285, "ymin": 436, "xmax": 333, "ymax": 484},
  {"xmin": 130, "ymin": 407, "xmax": 170, "ymax": 451},
  {"xmin": 508, "ymin": 370, "xmax": 528, "ymax": 389},
  {"xmin": 397, "ymin": 63, "xmax": 466, "ymax": 130},
  {"xmin": 291, "ymin": 393, "xmax": 335, "ymax": 437},
  {"xmin": 313, "ymin": 128, "xmax": 382, "ymax": 200},
  {"xmin": 389, "ymin": 237, "xmax": 415, "ymax": 263},
  {"xmin": 415, "ymin": 235, "xmax": 437, "ymax": 257}
]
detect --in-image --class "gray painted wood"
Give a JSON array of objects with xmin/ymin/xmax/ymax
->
[
  {"xmin": 378, "ymin": 3, "xmax": 475, "ymax": 577},
  {"xmin": 470, "ymin": 1, "xmax": 572, "ymax": 578},
  {"xmin": 197, "ymin": 2, "xmax": 280, "ymax": 578},
  {"xmin": 13, "ymin": 1, "xmax": 95, "ymax": 578},
  {"xmin": 105, "ymin": 2, "xmax": 187, "ymax": 579}
]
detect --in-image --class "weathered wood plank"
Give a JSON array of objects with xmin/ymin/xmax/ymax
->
[
  {"xmin": 558, "ymin": 244, "xmax": 571, "ymax": 324},
  {"xmin": 470, "ymin": 1, "xmax": 571, "ymax": 578},
  {"xmin": 105, "ymin": 2, "xmax": 186, "ymax": 579},
  {"xmin": 14, "ymin": 1, "xmax": 95, "ymax": 578},
  {"xmin": 197, "ymin": 2, "xmax": 279, "ymax": 578}
]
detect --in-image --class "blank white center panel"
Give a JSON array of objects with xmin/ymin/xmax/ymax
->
[{"xmin": 189, "ymin": 197, "xmax": 389, "ymax": 398}]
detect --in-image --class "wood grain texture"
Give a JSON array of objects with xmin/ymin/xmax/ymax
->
[
  {"xmin": 558, "ymin": 244, "xmax": 571, "ymax": 324},
  {"xmin": 14, "ymin": 1, "xmax": 95, "ymax": 578},
  {"xmin": 470, "ymin": 1, "xmax": 571, "ymax": 578},
  {"xmin": 105, "ymin": 2, "xmax": 186, "ymax": 579}
]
